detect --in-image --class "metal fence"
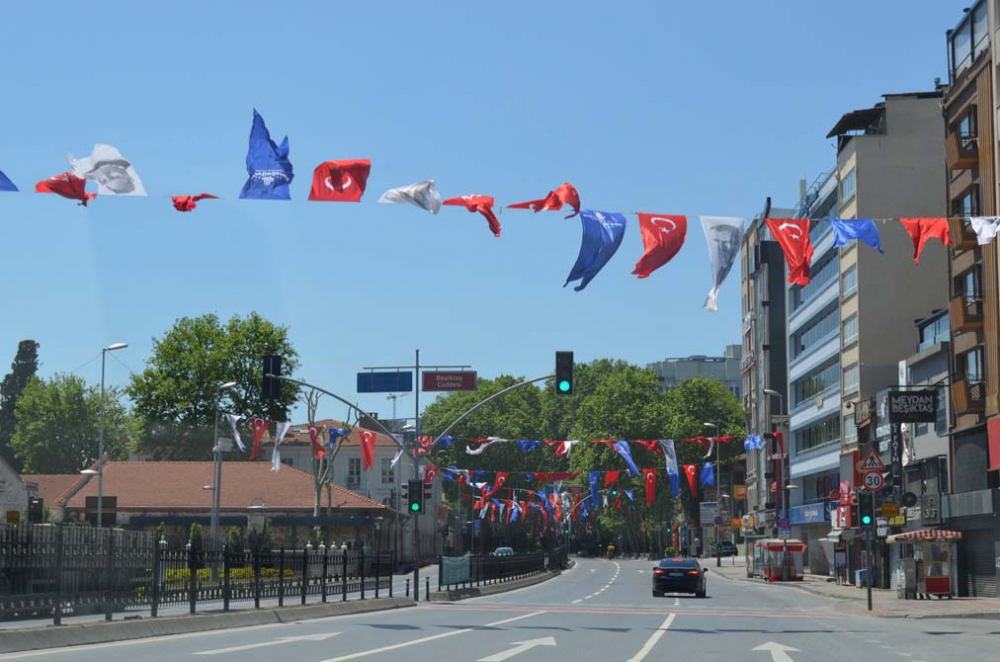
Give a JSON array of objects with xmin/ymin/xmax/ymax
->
[
  {"xmin": 0, "ymin": 524, "xmax": 393, "ymax": 624},
  {"xmin": 438, "ymin": 547, "xmax": 568, "ymax": 591}
]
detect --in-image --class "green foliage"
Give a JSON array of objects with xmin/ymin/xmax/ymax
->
[
  {"xmin": 10, "ymin": 374, "xmax": 132, "ymax": 473},
  {"xmin": 0, "ymin": 340, "xmax": 39, "ymax": 471},
  {"xmin": 127, "ymin": 312, "xmax": 300, "ymax": 460},
  {"xmin": 189, "ymin": 523, "xmax": 205, "ymax": 554},
  {"xmin": 227, "ymin": 526, "xmax": 245, "ymax": 557}
]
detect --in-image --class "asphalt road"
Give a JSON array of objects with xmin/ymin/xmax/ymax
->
[{"xmin": 3, "ymin": 557, "xmax": 999, "ymax": 661}]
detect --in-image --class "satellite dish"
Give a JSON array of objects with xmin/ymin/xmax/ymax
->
[{"xmin": 902, "ymin": 492, "xmax": 918, "ymax": 508}]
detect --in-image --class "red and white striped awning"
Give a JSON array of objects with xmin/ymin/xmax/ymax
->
[{"xmin": 886, "ymin": 529, "xmax": 962, "ymax": 544}]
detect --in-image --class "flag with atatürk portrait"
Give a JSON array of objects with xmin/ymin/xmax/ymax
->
[
  {"xmin": 700, "ymin": 216, "xmax": 745, "ymax": 311},
  {"xmin": 69, "ymin": 144, "xmax": 147, "ymax": 196}
]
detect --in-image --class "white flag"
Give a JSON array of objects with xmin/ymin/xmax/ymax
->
[
  {"xmin": 466, "ymin": 436, "xmax": 508, "ymax": 455},
  {"xmin": 970, "ymin": 216, "xmax": 1000, "ymax": 245},
  {"xmin": 700, "ymin": 216, "xmax": 745, "ymax": 311},
  {"xmin": 226, "ymin": 414, "xmax": 246, "ymax": 452},
  {"xmin": 389, "ymin": 447, "xmax": 404, "ymax": 469},
  {"xmin": 378, "ymin": 179, "xmax": 441, "ymax": 214},
  {"xmin": 272, "ymin": 421, "xmax": 291, "ymax": 472},
  {"xmin": 68, "ymin": 144, "xmax": 147, "ymax": 196},
  {"xmin": 659, "ymin": 439, "xmax": 679, "ymax": 477}
]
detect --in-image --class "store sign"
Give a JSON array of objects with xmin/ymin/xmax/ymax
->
[
  {"xmin": 734, "ymin": 484, "xmax": 747, "ymax": 500},
  {"xmin": 788, "ymin": 503, "xmax": 826, "ymax": 525},
  {"xmin": 887, "ymin": 390, "xmax": 937, "ymax": 424},
  {"xmin": 700, "ymin": 501, "xmax": 719, "ymax": 522}
]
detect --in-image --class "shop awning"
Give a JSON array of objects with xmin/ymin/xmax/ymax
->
[
  {"xmin": 886, "ymin": 529, "xmax": 963, "ymax": 544},
  {"xmin": 821, "ymin": 529, "xmax": 856, "ymax": 543}
]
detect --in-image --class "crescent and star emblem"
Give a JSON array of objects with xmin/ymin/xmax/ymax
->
[
  {"xmin": 778, "ymin": 221, "xmax": 803, "ymax": 240},
  {"xmin": 324, "ymin": 174, "xmax": 353, "ymax": 191},
  {"xmin": 651, "ymin": 216, "xmax": 677, "ymax": 235}
]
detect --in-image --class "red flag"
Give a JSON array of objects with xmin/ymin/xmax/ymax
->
[
  {"xmin": 309, "ymin": 425, "xmax": 325, "ymax": 460},
  {"xmin": 642, "ymin": 468, "xmax": 657, "ymax": 506},
  {"xmin": 633, "ymin": 214, "xmax": 687, "ymax": 278},
  {"xmin": 359, "ymin": 429, "xmax": 377, "ymax": 470},
  {"xmin": 308, "ymin": 159, "xmax": 371, "ymax": 202},
  {"xmin": 493, "ymin": 471, "xmax": 509, "ymax": 495},
  {"xmin": 508, "ymin": 182, "xmax": 580, "ymax": 218},
  {"xmin": 604, "ymin": 470, "xmax": 621, "ymax": 487},
  {"xmin": 533, "ymin": 472, "xmax": 550, "ymax": 483},
  {"xmin": 35, "ymin": 172, "xmax": 96, "ymax": 206},
  {"xmin": 443, "ymin": 195, "xmax": 501, "ymax": 237},
  {"xmin": 765, "ymin": 218, "xmax": 814, "ymax": 285},
  {"xmin": 250, "ymin": 418, "xmax": 269, "ymax": 460},
  {"xmin": 424, "ymin": 465, "xmax": 438, "ymax": 485},
  {"xmin": 571, "ymin": 493, "xmax": 581, "ymax": 522},
  {"xmin": 684, "ymin": 464, "xmax": 698, "ymax": 497},
  {"xmin": 171, "ymin": 193, "xmax": 217, "ymax": 212},
  {"xmin": 900, "ymin": 218, "xmax": 950, "ymax": 263},
  {"xmin": 634, "ymin": 439, "xmax": 662, "ymax": 454},
  {"xmin": 614, "ymin": 493, "xmax": 622, "ymax": 509}
]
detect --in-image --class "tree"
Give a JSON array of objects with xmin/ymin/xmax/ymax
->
[
  {"xmin": 305, "ymin": 389, "xmax": 355, "ymax": 516},
  {"xmin": 10, "ymin": 374, "xmax": 132, "ymax": 474},
  {"xmin": 127, "ymin": 312, "xmax": 300, "ymax": 460},
  {"xmin": 0, "ymin": 340, "xmax": 40, "ymax": 471}
]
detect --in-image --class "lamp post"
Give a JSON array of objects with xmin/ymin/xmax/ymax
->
[
  {"xmin": 704, "ymin": 422, "xmax": 722, "ymax": 567},
  {"xmin": 209, "ymin": 381, "xmax": 238, "ymax": 579},
  {"xmin": 763, "ymin": 388, "xmax": 790, "ymax": 580},
  {"xmin": 96, "ymin": 342, "xmax": 127, "ymax": 528}
]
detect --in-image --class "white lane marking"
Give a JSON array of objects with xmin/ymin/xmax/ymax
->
[
  {"xmin": 196, "ymin": 633, "xmax": 339, "ymax": 655},
  {"xmin": 572, "ymin": 599, "xmax": 582, "ymax": 604},
  {"xmin": 627, "ymin": 613, "xmax": 676, "ymax": 662},
  {"xmin": 673, "ymin": 597, "xmax": 681, "ymax": 606},
  {"xmin": 895, "ymin": 654, "xmax": 912, "ymax": 658},
  {"xmin": 866, "ymin": 640, "xmax": 881, "ymax": 644},
  {"xmin": 477, "ymin": 636, "xmax": 556, "ymax": 662},
  {"xmin": 319, "ymin": 611, "xmax": 546, "ymax": 662}
]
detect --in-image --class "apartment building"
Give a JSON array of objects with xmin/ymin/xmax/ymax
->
[{"xmin": 648, "ymin": 345, "xmax": 742, "ymax": 398}]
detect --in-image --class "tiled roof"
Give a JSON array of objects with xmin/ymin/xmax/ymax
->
[
  {"xmin": 265, "ymin": 419, "xmax": 401, "ymax": 448},
  {"xmin": 19, "ymin": 474, "xmax": 82, "ymax": 504},
  {"xmin": 59, "ymin": 461, "xmax": 388, "ymax": 512}
]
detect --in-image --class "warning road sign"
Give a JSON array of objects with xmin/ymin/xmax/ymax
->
[{"xmin": 860, "ymin": 448, "xmax": 885, "ymax": 471}]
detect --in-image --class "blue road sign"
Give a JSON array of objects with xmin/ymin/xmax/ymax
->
[{"xmin": 357, "ymin": 371, "xmax": 413, "ymax": 393}]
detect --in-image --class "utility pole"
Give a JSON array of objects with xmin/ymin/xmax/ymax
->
[{"xmin": 413, "ymin": 349, "xmax": 420, "ymax": 601}]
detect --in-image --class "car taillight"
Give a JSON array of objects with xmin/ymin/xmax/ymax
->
[
  {"xmin": 687, "ymin": 570, "xmax": 700, "ymax": 576},
  {"xmin": 654, "ymin": 569, "xmax": 664, "ymax": 575}
]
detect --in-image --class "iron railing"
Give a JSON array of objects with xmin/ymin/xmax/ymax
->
[{"xmin": 437, "ymin": 547, "xmax": 567, "ymax": 591}]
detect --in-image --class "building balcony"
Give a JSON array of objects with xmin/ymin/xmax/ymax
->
[
  {"xmin": 945, "ymin": 131, "xmax": 979, "ymax": 170},
  {"xmin": 950, "ymin": 293, "xmax": 983, "ymax": 332},
  {"xmin": 949, "ymin": 218, "xmax": 979, "ymax": 249},
  {"xmin": 951, "ymin": 375, "xmax": 985, "ymax": 415}
]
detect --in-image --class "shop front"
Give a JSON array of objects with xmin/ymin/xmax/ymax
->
[
  {"xmin": 788, "ymin": 502, "xmax": 831, "ymax": 575},
  {"xmin": 887, "ymin": 529, "xmax": 961, "ymax": 599}
]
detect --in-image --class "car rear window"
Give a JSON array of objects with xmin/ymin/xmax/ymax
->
[{"xmin": 659, "ymin": 559, "xmax": 698, "ymax": 569}]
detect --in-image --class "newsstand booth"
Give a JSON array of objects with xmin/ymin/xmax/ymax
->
[
  {"xmin": 887, "ymin": 529, "xmax": 961, "ymax": 599},
  {"xmin": 754, "ymin": 538, "xmax": 806, "ymax": 582}
]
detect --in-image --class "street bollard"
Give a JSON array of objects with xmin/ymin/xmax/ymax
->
[
  {"xmin": 278, "ymin": 547, "xmax": 286, "ymax": 607},
  {"xmin": 425, "ymin": 577, "xmax": 430, "ymax": 602},
  {"xmin": 406, "ymin": 578, "xmax": 410, "ymax": 597}
]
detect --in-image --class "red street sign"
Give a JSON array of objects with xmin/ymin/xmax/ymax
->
[{"xmin": 422, "ymin": 371, "xmax": 477, "ymax": 392}]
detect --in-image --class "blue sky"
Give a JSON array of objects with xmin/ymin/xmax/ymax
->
[{"xmin": 0, "ymin": 1, "xmax": 964, "ymax": 422}]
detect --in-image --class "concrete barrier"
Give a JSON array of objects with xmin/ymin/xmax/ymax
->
[
  {"xmin": 0, "ymin": 598, "xmax": 415, "ymax": 654},
  {"xmin": 427, "ymin": 570, "xmax": 561, "ymax": 602}
]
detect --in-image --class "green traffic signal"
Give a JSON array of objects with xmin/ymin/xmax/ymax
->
[
  {"xmin": 861, "ymin": 514, "xmax": 872, "ymax": 525},
  {"xmin": 410, "ymin": 502, "xmax": 420, "ymax": 513},
  {"xmin": 558, "ymin": 380, "xmax": 571, "ymax": 392}
]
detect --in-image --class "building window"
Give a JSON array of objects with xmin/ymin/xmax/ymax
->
[
  {"xmin": 843, "ymin": 362, "xmax": 859, "ymax": 394},
  {"xmin": 843, "ymin": 416, "xmax": 858, "ymax": 445},
  {"xmin": 952, "ymin": 185, "xmax": 980, "ymax": 218},
  {"xmin": 954, "ymin": 267, "xmax": 981, "ymax": 301},
  {"xmin": 842, "ymin": 265, "xmax": 857, "ymax": 298},
  {"xmin": 791, "ymin": 306, "xmax": 839, "ymax": 359},
  {"xmin": 348, "ymin": 458, "xmax": 362, "ymax": 488},
  {"xmin": 918, "ymin": 313, "xmax": 950, "ymax": 351},
  {"xmin": 842, "ymin": 314, "xmax": 858, "ymax": 347},
  {"xmin": 792, "ymin": 359, "xmax": 840, "ymax": 406},
  {"xmin": 958, "ymin": 347, "xmax": 985, "ymax": 383},
  {"xmin": 790, "ymin": 255, "xmax": 839, "ymax": 311},
  {"xmin": 809, "ymin": 219, "xmax": 833, "ymax": 244},
  {"xmin": 840, "ymin": 169, "xmax": 856, "ymax": 203},
  {"xmin": 380, "ymin": 457, "xmax": 395, "ymax": 484},
  {"xmin": 936, "ymin": 396, "xmax": 948, "ymax": 435},
  {"xmin": 950, "ymin": 1, "xmax": 989, "ymax": 80},
  {"xmin": 795, "ymin": 416, "xmax": 841, "ymax": 453}
]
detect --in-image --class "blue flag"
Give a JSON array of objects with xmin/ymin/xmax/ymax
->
[
  {"xmin": 624, "ymin": 489, "xmax": 634, "ymax": 503},
  {"xmin": 668, "ymin": 471, "xmax": 680, "ymax": 498},
  {"xmin": 523, "ymin": 472, "xmax": 534, "ymax": 481},
  {"xmin": 240, "ymin": 109, "xmax": 293, "ymax": 200},
  {"xmin": 328, "ymin": 427, "xmax": 350, "ymax": 448},
  {"xmin": 700, "ymin": 462, "xmax": 714, "ymax": 488},
  {"xmin": 564, "ymin": 210, "xmax": 627, "ymax": 291},
  {"xmin": 613, "ymin": 440, "xmax": 641, "ymax": 477},
  {"xmin": 588, "ymin": 470, "xmax": 601, "ymax": 509},
  {"xmin": 829, "ymin": 219, "xmax": 884, "ymax": 253},
  {"xmin": 0, "ymin": 169, "xmax": 17, "ymax": 192},
  {"xmin": 517, "ymin": 439, "xmax": 542, "ymax": 453},
  {"xmin": 437, "ymin": 435, "xmax": 457, "ymax": 448}
]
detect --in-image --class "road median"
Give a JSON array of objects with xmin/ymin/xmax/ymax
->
[
  {"xmin": 427, "ymin": 569, "xmax": 561, "ymax": 602},
  {"xmin": 0, "ymin": 598, "xmax": 415, "ymax": 655}
]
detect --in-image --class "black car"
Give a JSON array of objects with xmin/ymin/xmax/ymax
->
[
  {"xmin": 711, "ymin": 541, "xmax": 739, "ymax": 557},
  {"xmin": 652, "ymin": 558, "xmax": 707, "ymax": 598}
]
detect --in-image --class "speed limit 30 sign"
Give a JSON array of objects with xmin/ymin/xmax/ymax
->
[{"xmin": 862, "ymin": 470, "xmax": 884, "ymax": 491}]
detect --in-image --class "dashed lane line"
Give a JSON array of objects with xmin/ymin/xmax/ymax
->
[{"xmin": 627, "ymin": 614, "xmax": 676, "ymax": 662}]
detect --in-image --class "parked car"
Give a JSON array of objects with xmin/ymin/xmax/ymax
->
[
  {"xmin": 492, "ymin": 546, "xmax": 515, "ymax": 556},
  {"xmin": 711, "ymin": 541, "xmax": 739, "ymax": 557},
  {"xmin": 652, "ymin": 557, "xmax": 707, "ymax": 598}
]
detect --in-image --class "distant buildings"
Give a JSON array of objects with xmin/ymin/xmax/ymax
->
[{"xmin": 647, "ymin": 345, "xmax": 742, "ymax": 398}]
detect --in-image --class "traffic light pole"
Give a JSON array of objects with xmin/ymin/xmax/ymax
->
[{"xmin": 414, "ymin": 350, "xmax": 420, "ymax": 601}]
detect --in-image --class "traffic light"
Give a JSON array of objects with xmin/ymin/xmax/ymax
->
[
  {"xmin": 857, "ymin": 490, "xmax": 874, "ymax": 528},
  {"xmin": 555, "ymin": 351, "xmax": 574, "ymax": 395},
  {"xmin": 407, "ymin": 479, "xmax": 425, "ymax": 515},
  {"xmin": 262, "ymin": 355, "xmax": 282, "ymax": 400},
  {"xmin": 666, "ymin": 523, "xmax": 672, "ymax": 534},
  {"xmin": 28, "ymin": 497, "xmax": 43, "ymax": 524}
]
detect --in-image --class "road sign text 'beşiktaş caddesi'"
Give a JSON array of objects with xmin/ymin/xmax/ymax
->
[{"xmin": 422, "ymin": 371, "xmax": 477, "ymax": 392}]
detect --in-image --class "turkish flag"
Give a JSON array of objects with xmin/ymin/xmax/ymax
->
[
  {"xmin": 633, "ymin": 214, "xmax": 687, "ymax": 278},
  {"xmin": 493, "ymin": 471, "xmax": 509, "ymax": 495},
  {"xmin": 424, "ymin": 465, "xmax": 438, "ymax": 485},
  {"xmin": 250, "ymin": 418, "xmax": 269, "ymax": 460},
  {"xmin": 308, "ymin": 425, "xmax": 325, "ymax": 460},
  {"xmin": 900, "ymin": 218, "xmax": 950, "ymax": 263},
  {"xmin": 765, "ymin": 218, "xmax": 814, "ymax": 285},
  {"xmin": 684, "ymin": 464, "xmax": 698, "ymax": 497},
  {"xmin": 604, "ymin": 470, "xmax": 621, "ymax": 487},
  {"xmin": 359, "ymin": 429, "xmax": 377, "ymax": 470},
  {"xmin": 35, "ymin": 172, "xmax": 96, "ymax": 206},
  {"xmin": 634, "ymin": 439, "xmax": 663, "ymax": 454},
  {"xmin": 508, "ymin": 182, "xmax": 580, "ymax": 218},
  {"xmin": 171, "ymin": 193, "xmax": 217, "ymax": 212},
  {"xmin": 614, "ymin": 493, "xmax": 622, "ymax": 509},
  {"xmin": 642, "ymin": 468, "xmax": 657, "ymax": 506},
  {"xmin": 308, "ymin": 159, "xmax": 371, "ymax": 202},
  {"xmin": 443, "ymin": 195, "xmax": 501, "ymax": 237}
]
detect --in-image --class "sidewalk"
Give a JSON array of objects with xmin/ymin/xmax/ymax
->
[{"xmin": 708, "ymin": 556, "xmax": 1000, "ymax": 620}]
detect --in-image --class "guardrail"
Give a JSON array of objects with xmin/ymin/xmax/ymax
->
[{"xmin": 437, "ymin": 547, "xmax": 567, "ymax": 591}]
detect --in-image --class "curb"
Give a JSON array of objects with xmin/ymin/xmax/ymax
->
[
  {"xmin": 427, "ymin": 570, "xmax": 561, "ymax": 602},
  {"xmin": 0, "ymin": 598, "xmax": 415, "ymax": 655}
]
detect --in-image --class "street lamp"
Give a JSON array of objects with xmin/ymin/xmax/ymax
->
[
  {"xmin": 210, "ymin": 380, "xmax": 238, "ymax": 579},
  {"xmin": 703, "ymin": 422, "xmax": 723, "ymax": 567},
  {"xmin": 97, "ymin": 342, "xmax": 127, "ymax": 528},
  {"xmin": 764, "ymin": 388, "xmax": 790, "ymax": 580}
]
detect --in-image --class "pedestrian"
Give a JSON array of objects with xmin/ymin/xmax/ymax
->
[{"xmin": 694, "ymin": 537, "xmax": 701, "ymax": 557}]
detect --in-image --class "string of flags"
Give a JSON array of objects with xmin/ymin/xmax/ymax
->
[{"xmin": 2, "ymin": 109, "xmax": 990, "ymax": 307}]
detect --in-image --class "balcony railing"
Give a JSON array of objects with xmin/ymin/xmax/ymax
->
[
  {"xmin": 949, "ymin": 293, "xmax": 983, "ymax": 331},
  {"xmin": 951, "ymin": 375, "xmax": 985, "ymax": 415},
  {"xmin": 945, "ymin": 131, "xmax": 979, "ymax": 170},
  {"xmin": 949, "ymin": 218, "xmax": 979, "ymax": 249}
]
